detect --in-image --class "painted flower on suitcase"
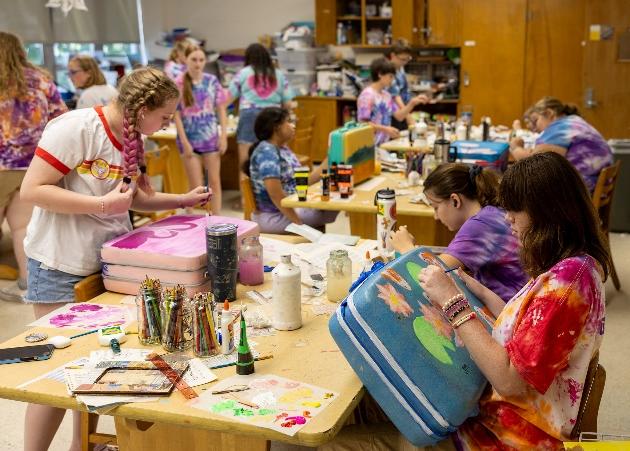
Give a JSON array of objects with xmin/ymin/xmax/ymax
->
[{"xmin": 376, "ymin": 283, "xmax": 413, "ymax": 317}]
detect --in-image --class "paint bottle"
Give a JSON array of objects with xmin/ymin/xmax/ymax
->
[
  {"xmin": 321, "ymin": 169, "xmax": 330, "ymax": 201},
  {"xmin": 236, "ymin": 307, "xmax": 255, "ymax": 375},
  {"xmin": 220, "ymin": 299, "xmax": 235, "ymax": 354},
  {"xmin": 375, "ymin": 188, "xmax": 397, "ymax": 257},
  {"xmin": 294, "ymin": 166, "xmax": 310, "ymax": 201},
  {"xmin": 337, "ymin": 163, "xmax": 351, "ymax": 199},
  {"xmin": 271, "ymin": 255, "xmax": 302, "ymax": 330},
  {"xmin": 330, "ymin": 162, "xmax": 338, "ymax": 192}
]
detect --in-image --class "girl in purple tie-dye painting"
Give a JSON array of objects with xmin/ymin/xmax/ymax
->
[
  {"xmin": 227, "ymin": 43, "xmax": 294, "ymax": 180},
  {"xmin": 510, "ymin": 97, "xmax": 613, "ymax": 192}
]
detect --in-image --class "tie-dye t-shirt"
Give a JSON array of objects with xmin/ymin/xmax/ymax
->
[
  {"xmin": 357, "ymin": 86, "xmax": 398, "ymax": 146},
  {"xmin": 446, "ymin": 206, "xmax": 527, "ymax": 302},
  {"xmin": 228, "ymin": 66, "xmax": 294, "ymax": 111},
  {"xmin": 164, "ymin": 60, "xmax": 186, "ymax": 81},
  {"xmin": 249, "ymin": 141, "xmax": 300, "ymax": 213},
  {"xmin": 1, "ymin": 67, "xmax": 67, "ymax": 170},
  {"xmin": 388, "ymin": 67, "xmax": 410, "ymax": 103},
  {"xmin": 456, "ymin": 255, "xmax": 605, "ymax": 450},
  {"xmin": 536, "ymin": 115, "xmax": 612, "ymax": 192},
  {"xmin": 175, "ymin": 73, "xmax": 227, "ymax": 153}
]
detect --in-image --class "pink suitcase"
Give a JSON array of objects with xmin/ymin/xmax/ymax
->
[{"xmin": 101, "ymin": 215, "xmax": 260, "ymax": 295}]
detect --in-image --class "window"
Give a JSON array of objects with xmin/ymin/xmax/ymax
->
[{"xmin": 25, "ymin": 43, "xmax": 44, "ymax": 66}]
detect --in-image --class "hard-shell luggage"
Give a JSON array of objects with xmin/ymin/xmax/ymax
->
[
  {"xmin": 449, "ymin": 140, "xmax": 510, "ymax": 171},
  {"xmin": 101, "ymin": 215, "xmax": 259, "ymax": 295},
  {"xmin": 328, "ymin": 122, "xmax": 375, "ymax": 186},
  {"xmin": 329, "ymin": 248, "xmax": 494, "ymax": 446}
]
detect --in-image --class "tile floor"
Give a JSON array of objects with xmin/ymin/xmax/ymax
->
[{"xmin": 0, "ymin": 190, "xmax": 628, "ymax": 450}]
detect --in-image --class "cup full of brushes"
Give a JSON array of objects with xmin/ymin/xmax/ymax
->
[
  {"xmin": 191, "ymin": 292, "xmax": 220, "ymax": 357},
  {"xmin": 136, "ymin": 277, "xmax": 162, "ymax": 345},
  {"xmin": 160, "ymin": 284, "xmax": 192, "ymax": 352}
]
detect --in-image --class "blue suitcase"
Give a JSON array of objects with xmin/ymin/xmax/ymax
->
[
  {"xmin": 449, "ymin": 140, "xmax": 510, "ymax": 171},
  {"xmin": 329, "ymin": 248, "xmax": 494, "ymax": 446}
]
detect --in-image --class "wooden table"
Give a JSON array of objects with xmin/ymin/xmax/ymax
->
[
  {"xmin": 281, "ymin": 172, "xmax": 455, "ymax": 246},
  {"xmin": 0, "ymin": 258, "xmax": 364, "ymax": 449},
  {"xmin": 148, "ymin": 125, "xmax": 240, "ymax": 193}
]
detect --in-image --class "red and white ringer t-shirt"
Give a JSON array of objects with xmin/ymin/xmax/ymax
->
[{"xmin": 24, "ymin": 106, "xmax": 132, "ymax": 276}]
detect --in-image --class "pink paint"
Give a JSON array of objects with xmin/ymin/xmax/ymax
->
[
  {"xmin": 239, "ymin": 258, "xmax": 264, "ymax": 286},
  {"xmin": 566, "ymin": 378, "xmax": 583, "ymax": 407}
]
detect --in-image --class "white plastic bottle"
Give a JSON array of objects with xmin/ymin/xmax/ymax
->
[
  {"xmin": 336, "ymin": 23, "xmax": 346, "ymax": 45},
  {"xmin": 220, "ymin": 299, "xmax": 235, "ymax": 354},
  {"xmin": 272, "ymin": 255, "xmax": 302, "ymax": 330},
  {"xmin": 415, "ymin": 115, "xmax": 428, "ymax": 139}
]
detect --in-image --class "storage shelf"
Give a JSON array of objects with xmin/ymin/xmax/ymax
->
[
  {"xmin": 337, "ymin": 15, "xmax": 362, "ymax": 20},
  {"xmin": 365, "ymin": 16, "xmax": 392, "ymax": 21}
]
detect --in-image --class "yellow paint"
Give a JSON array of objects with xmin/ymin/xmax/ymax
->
[
  {"xmin": 279, "ymin": 388, "xmax": 313, "ymax": 403},
  {"xmin": 302, "ymin": 401, "xmax": 321, "ymax": 408}
]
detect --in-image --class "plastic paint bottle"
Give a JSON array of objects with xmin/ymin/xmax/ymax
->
[
  {"xmin": 272, "ymin": 255, "xmax": 302, "ymax": 330},
  {"xmin": 321, "ymin": 169, "xmax": 330, "ymax": 201},
  {"xmin": 220, "ymin": 299, "xmax": 235, "ymax": 354}
]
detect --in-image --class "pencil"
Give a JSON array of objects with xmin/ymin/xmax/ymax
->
[{"xmin": 69, "ymin": 329, "xmax": 99, "ymax": 340}]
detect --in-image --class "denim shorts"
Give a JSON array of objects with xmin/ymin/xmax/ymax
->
[
  {"xmin": 236, "ymin": 108, "xmax": 262, "ymax": 144},
  {"xmin": 25, "ymin": 258, "xmax": 83, "ymax": 304}
]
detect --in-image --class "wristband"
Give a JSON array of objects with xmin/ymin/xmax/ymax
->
[
  {"xmin": 452, "ymin": 311, "xmax": 477, "ymax": 329},
  {"xmin": 100, "ymin": 198, "xmax": 106, "ymax": 215},
  {"xmin": 442, "ymin": 293, "xmax": 465, "ymax": 313}
]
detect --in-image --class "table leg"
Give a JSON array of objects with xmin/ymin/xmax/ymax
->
[{"xmin": 114, "ymin": 417, "xmax": 270, "ymax": 451}]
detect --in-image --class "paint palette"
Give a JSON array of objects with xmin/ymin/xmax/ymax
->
[{"xmin": 189, "ymin": 374, "xmax": 338, "ymax": 436}]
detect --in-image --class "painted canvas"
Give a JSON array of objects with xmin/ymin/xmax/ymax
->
[
  {"xmin": 28, "ymin": 303, "xmax": 132, "ymax": 330},
  {"xmin": 189, "ymin": 374, "xmax": 338, "ymax": 436}
]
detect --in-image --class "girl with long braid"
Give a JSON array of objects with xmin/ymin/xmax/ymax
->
[{"xmin": 19, "ymin": 67, "xmax": 210, "ymax": 451}]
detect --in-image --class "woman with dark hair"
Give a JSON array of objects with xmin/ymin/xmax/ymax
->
[
  {"xmin": 391, "ymin": 163, "xmax": 527, "ymax": 302},
  {"xmin": 67, "ymin": 54, "xmax": 118, "ymax": 109},
  {"xmin": 228, "ymin": 44, "xmax": 294, "ymax": 180},
  {"xmin": 245, "ymin": 107, "xmax": 336, "ymax": 233},
  {"xmin": 510, "ymin": 96, "xmax": 612, "ymax": 192},
  {"xmin": 321, "ymin": 152, "xmax": 609, "ymax": 450}
]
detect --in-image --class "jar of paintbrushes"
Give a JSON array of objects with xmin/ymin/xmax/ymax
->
[
  {"xmin": 136, "ymin": 277, "xmax": 162, "ymax": 345},
  {"xmin": 191, "ymin": 292, "xmax": 220, "ymax": 357},
  {"xmin": 160, "ymin": 285, "xmax": 192, "ymax": 352}
]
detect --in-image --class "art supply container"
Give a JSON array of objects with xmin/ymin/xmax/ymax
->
[
  {"xmin": 136, "ymin": 277, "xmax": 162, "ymax": 345},
  {"xmin": 206, "ymin": 223, "xmax": 238, "ymax": 302},
  {"xmin": 337, "ymin": 164, "xmax": 352, "ymax": 199},
  {"xmin": 294, "ymin": 166, "xmax": 310, "ymax": 201},
  {"xmin": 160, "ymin": 285, "xmax": 192, "ymax": 352},
  {"xmin": 375, "ymin": 188, "xmax": 397, "ymax": 256},
  {"xmin": 321, "ymin": 169, "xmax": 330, "ymax": 201},
  {"xmin": 238, "ymin": 236, "xmax": 264, "ymax": 286},
  {"xmin": 271, "ymin": 255, "xmax": 302, "ymax": 330},
  {"xmin": 191, "ymin": 292, "xmax": 219, "ymax": 357},
  {"xmin": 326, "ymin": 249, "xmax": 352, "ymax": 303}
]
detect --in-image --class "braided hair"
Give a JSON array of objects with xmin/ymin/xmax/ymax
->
[{"xmin": 116, "ymin": 67, "xmax": 179, "ymax": 194}]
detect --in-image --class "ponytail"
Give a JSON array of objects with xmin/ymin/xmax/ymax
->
[
  {"xmin": 183, "ymin": 72, "xmax": 194, "ymax": 107},
  {"xmin": 424, "ymin": 163, "xmax": 500, "ymax": 207},
  {"xmin": 530, "ymin": 96, "xmax": 580, "ymax": 118}
]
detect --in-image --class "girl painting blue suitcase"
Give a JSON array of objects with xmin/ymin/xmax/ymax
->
[{"xmin": 329, "ymin": 247, "xmax": 495, "ymax": 446}]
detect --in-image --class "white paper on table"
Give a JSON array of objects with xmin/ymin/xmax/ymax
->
[
  {"xmin": 64, "ymin": 366, "xmax": 105, "ymax": 393},
  {"xmin": 28, "ymin": 303, "xmax": 134, "ymax": 330},
  {"xmin": 89, "ymin": 348, "xmax": 151, "ymax": 365},
  {"xmin": 182, "ymin": 358, "xmax": 217, "ymax": 387},
  {"xmin": 354, "ymin": 176, "xmax": 386, "ymax": 191},
  {"xmin": 16, "ymin": 357, "xmax": 91, "ymax": 389},
  {"xmin": 294, "ymin": 240, "xmax": 378, "ymax": 278},
  {"xmin": 285, "ymin": 223, "xmax": 359, "ymax": 246},
  {"xmin": 258, "ymin": 236, "xmax": 296, "ymax": 265},
  {"xmin": 77, "ymin": 394, "xmax": 161, "ymax": 413},
  {"xmin": 200, "ymin": 350, "xmax": 260, "ymax": 369},
  {"xmin": 119, "ymin": 295, "xmax": 136, "ymax": 305}
]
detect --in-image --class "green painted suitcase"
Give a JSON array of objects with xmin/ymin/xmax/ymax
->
[{"xmin": 328, "ymin": 122, "xmax": 375, "ymax": 186}]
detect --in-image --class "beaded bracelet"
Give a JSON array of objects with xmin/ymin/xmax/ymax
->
[
  {"xmin": 447, "ymin": 300, "xmax": 470, "ymax": 322},
  {"xmin": 100, "ymin": 199, "xmax": 105, "ymax": 215},
  {"xmin": 442, "ymin": 293, "xmax": 465, "ymax": 313},
  {"xmin": 452, "ymin": 311, "xmax": 477, "ymax": 329}
]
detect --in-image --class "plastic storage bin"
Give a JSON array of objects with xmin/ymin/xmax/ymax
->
[
  {"xmin": 276, "ymin": 48, "xmax": 324, "ymax": 71},
  {"xmin": 285, "ymin": 70, "xmax": 316, "ymax": 96}
]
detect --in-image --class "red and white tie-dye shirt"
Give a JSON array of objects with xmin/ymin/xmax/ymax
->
[{"xmin": 456, "ymin": 255, "xmax": 605, "ymax": 450}]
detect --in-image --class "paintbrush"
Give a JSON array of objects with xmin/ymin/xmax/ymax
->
[
  {"xmin": 204, "ymin": 185, "xmax": 212, "ymax": 219},
  {"xmin": 444, "ymin": 266, "xmax": 460, "ymax": 273}
]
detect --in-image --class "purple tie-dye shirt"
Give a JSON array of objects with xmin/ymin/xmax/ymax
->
[
  {"xmin": 357, "ymin": 86, "xmax": 398, "ymax": 146},
  {"xmin": 536, "ymin": 115, "xmax": 612, "ymax": 192},
  {"xmin": 446, "ymin": 205, "xmax": 528, "ymax": 302},
  {"xmin": 0, "ymin": 67, "xmax": 67, "ymax": 170}
]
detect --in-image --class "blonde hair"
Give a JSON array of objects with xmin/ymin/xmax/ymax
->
[
  {"xmin": 69, "ymin": 55, "xmax": 107, "ymax": 88},
  {"xmin": 530, "ymin": 96, "xmax": 580, "ymax": 118},
  {"xmin": 116, "ymin": 67, "xmax": 180, "ymax": 192},
  {"xmin": 168, "ymin": 40, "xmax": 191, "ymax": 62},
  {"xmin": 182, "ymin": 45, "xmax": 205, "ymax": 108},
  {"xmin": 0, "ymin": 31, "xmax": 50, "ymax": 99}
]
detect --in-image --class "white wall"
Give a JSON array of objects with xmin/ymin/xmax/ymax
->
[{"xmin": 142, "ymin": 0, "xmax": 314, "ymax": 58}]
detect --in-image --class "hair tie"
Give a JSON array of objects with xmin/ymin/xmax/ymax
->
[{"xmin": 469, "ymin": 164, "xmax": 483, "ymax": 182}]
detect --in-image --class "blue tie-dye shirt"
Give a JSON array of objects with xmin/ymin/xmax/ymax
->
[
  {"xmin": 357, "ymin": 86, "xmax": 399, "ymax": 146},
  {"xmin": 175, "ymin": 73, "xmax": 227, "ymax": 153},
  {"xmin": 446, "ymin": 205, "xmax": 528, "ymax": 302},
  {"xmin": 228, "ymin": 66, "xmax": 294, "ymax": 111},
  {"xmin": 536, "ymin": 115, "xmax": 612, "ymax": 192},
  {"xmin": 388, "ymin": 67, "xmax": 410, "ymax": 104},
  {"xmin": 249, "ymin": 141, "xmax": 301, "ymax": 213}
]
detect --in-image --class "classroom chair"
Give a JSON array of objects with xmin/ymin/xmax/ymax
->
[
  {"xmin": 240, "ymin": 176, "xmax": 257, "ymax": 221},
  {"xmin": 0, "ymin": 264, "xmax": 18, "ymax": 280},
  {"xmin": 131, "ymin": 145, "xmax": 177, "ymax": 227},
  {"xmin": 570, "ymin": 351, "xmax": 607, "ymax": 439},
  {"xmin": 591, "ymin": 161, "xmax": 622, "ymax": 290},
  {"xmin": 73, "ymin": 275, "xmax": 118, "ymax": 451},
  {"xmin": 295, "ymin": 114, "xmax": 315, "ymax": 131},
  {"xmin": 292, "ymin": 126, "xmax": 313, "ymax": 168}
]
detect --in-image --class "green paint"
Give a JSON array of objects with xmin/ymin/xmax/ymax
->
[
  {"xmin": 211, "ymin": 400, "xmax": 238, "ymax": 413},
  {"xmin": 406, "ymin": 262, "xmax": 424, "ymax": 287},
  {"xmin": 258, "ymin": 409, "xmax": 276, "ymax": 415},
  {"xmin": 233, "ymin": 408, "xmax": 254, "ymax": 416},
  {"xmin": 347, "ymin": 145, "xmax": 376, "ymax": 166},
  {"xmin": 413, "ymin": 317, "xmax": 455, "ymax": 365}
]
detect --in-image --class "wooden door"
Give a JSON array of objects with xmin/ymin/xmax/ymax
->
[
  {"xmin": 458, "ymin": 0, "xmax": 527, "ymax": 126},
  {"xmin": 523, "ymin": 0, "xmax": 586, "ymax": 111},
  {"xmin": 315, "ymin": 0, "xmax": 336, "ymax": 45},
  {"xmin": 581, "ymin": 0, "xmax": 630, "ymax": 138},
  {"xmin": 425, "ymin": 0, "xmax": 461, "ymax": 46}
]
